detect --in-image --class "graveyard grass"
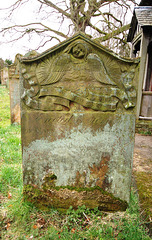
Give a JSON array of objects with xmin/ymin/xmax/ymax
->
[{"xmin": 0, "ymin": 85, "xmax": 151, "ymax": 240}]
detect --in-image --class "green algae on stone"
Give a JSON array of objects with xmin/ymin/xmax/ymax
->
[{"xmin": 23, "ymin": 184, "xmax": 128, "ymax": 212}]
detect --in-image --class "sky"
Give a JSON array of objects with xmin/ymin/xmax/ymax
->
[
  {"xmin": 0, "ymin": 0, "xmax": 140, "ymax": 62},
  {"xmin": 0, "ymin": 0, "xmax": 62, "ymax": 61}
]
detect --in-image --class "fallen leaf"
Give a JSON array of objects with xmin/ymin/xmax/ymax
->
[
  {"xmin": 37, "ymin": 223, "xmax": 43, "ymax": 228},
  {"xmin": 29, "ymin": 235, "xmax": 33, "ymax": 239},
  {"xmin": 6, "ymin": 222, "xmax": 11, "ymax": 230},
  {"xmin": 33, "ymin": 225, "xmax": 37, "ymax": 229},
  {"xmin": 8, "ymin": 204, "xmax": 13, "ymax": 208},
  {"xmin": 7, "ymin": 193, "xmax": 12, "ymax": 199},
  {"xmin": 71, "ymin": 228, "xmax": 76, "ymax": 233},
  {"xmin": 37, "ymin": 217, "xmax": 45, "ymax": 228}
]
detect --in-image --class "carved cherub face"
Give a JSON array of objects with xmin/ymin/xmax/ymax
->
[{"xmin": 72, "ymin": 43, "xmax": 86, "ymax": 59}]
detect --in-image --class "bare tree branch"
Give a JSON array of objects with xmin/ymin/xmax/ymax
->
[
  {"xmin": 37, "ymin": 0, "xmax": 72, "ymax": 19},
  {"xmin": 95, "ymin": 23, "xmax": 130, "ymax": 42},
  {"xmin": 0, "ymin": 0, "xmax": 138, "ymax": 57},
  {"xmin": 88, "ymin": 22, "xmax": 107, "ymax": 35},
  {"xmin": 1, "ymin": 22, "xmax": 68, "ymax": 39}
]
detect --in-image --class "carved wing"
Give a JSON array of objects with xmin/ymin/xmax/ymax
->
[
  {"xmin": 36, "ymin": 53, "xmax": 71, "ymax": 85},
  {"xmin": 87, "ymin": 53, "xmax": 116, "ymax": 86}
]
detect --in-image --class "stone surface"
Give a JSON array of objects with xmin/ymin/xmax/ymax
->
[{"xmin": 20, "ymin": 33, "xmax": 139, "ymax": 211}]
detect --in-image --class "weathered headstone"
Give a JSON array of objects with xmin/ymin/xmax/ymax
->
[
  {"xmin": 8, "ymin": 54, "xmax": 22, "ymax": 124},
  {"xmin": 20, "ymin": 33, "xmax": 139, "ymax": 211},
  {"xmin": 1, "ymin": 67, "xmax": 9, "ymax": 86}
]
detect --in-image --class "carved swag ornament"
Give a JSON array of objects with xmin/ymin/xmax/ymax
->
[{"xmin": 21, "ymin": 39, "xmax": 137, "ymax": 112}]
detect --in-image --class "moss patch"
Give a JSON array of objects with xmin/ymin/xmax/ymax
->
[
  {"xmin": 136, "ymin": 120, "xmax": 152, "ymax": 135},
  {"xmin": 23, "ymin": 184, "xmax": 128, "ymax": 213},
  {"xmin": 134, "ymin": 171, "xmax": 152, "ymax": 231}
]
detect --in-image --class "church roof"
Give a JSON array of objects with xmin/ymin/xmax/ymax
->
[
  {"xmin": 127, "ymin": 0, "xmax": 152, "ymax": 42},
  {"xmin": 135, "ymin": 6, "xmax": 152, "ymax": 27}
]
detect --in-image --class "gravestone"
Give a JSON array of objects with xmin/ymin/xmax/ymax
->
[
  {"xmin": 20, "ymin": 33, "xmax": 139, "ymax": 211},
  {"xmin": 1, "ymin": 67, "xmax": 9, "ymax": 86},
  {"xmin": 8, "ymin": 54, "xmax": 22, "ymax": 124}
]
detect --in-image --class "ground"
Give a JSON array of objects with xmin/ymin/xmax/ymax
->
[
  {"xmin": 133, "ymin": 133, "xmax": 152, "ymax": 234},
  {"xmin": 134, "ymin": 134, "xmax": 152, "ymax": 172}
]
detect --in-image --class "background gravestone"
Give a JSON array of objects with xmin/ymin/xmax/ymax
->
[
  {"xmin": 1, "ymin": 67, "xmax": 9, "ymax": 86},
  {"xmin": 8, "ymin": 54, "xmax": 21, "ymax": 124},
  {"xmin": 20, "ymin": 33, "xmax": 139, "ymax": 211}
]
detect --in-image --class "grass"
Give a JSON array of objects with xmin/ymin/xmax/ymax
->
[{"xmin": 0, "ymin": 85, "xmax": 151, "ymax": 239}]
